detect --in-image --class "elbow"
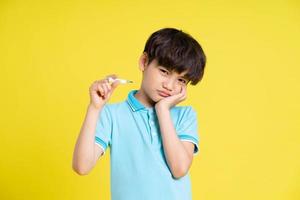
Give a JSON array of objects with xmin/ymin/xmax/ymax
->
[
  {"xmin": 73, "ymin": 167, "xmax": 89, "ymax": 176},
  {"xmin": 171, "ymin": 165, "xmax": 189, "ymax": 179},
  {"xmin": 172, "ymin": 171, "xmax": 188, "ymax": 179},
  {"xmin": 73, "ymin": 165, "xmax": 90, "ymax": 176},
  {"xmin": 72, "ymin": 161, "xmax": 91, "ymax": 176}
]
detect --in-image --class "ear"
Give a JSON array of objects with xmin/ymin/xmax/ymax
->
[{"xmin": 138, "ymin": 52, "xmax": 149, "ymax": 72}]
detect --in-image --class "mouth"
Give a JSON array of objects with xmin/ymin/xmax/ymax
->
[{"xmin": 157, "ymin": 90, "xmax": 171, "ymax": 97}]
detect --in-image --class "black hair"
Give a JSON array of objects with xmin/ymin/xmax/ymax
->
[{"xmin": 143, "ymin": 28, "xmax": 206, "ymax": 85}]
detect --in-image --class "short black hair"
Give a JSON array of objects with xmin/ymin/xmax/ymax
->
[{"xmin": 143, "ymin": 27, "xmax": 206, "ymax": 85}]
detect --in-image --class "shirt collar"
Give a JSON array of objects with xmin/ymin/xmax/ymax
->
[{"xmin": 127, "ymin": 90, "xmax": 154, "ymax": 112}]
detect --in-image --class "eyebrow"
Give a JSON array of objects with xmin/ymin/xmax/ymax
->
[
  {"xmin": 177, "ymin": 75, "xmax": 187, "ymax": 79},
  {"xmin": 180, "ymin": 73, "xmax": 189, "ymax": 79},
  {"xmin": 159, "ymin": 66, "xmax": 189, "ymax": 80}
]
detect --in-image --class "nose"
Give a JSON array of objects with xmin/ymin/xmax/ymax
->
[{"xmin": 162, "ymin": 78, "xmax": 174, "ymax": 92}]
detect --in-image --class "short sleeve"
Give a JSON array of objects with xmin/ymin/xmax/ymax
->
[
  {"xmin": 176, "ymin": 106, "xmax": 200, "ymax": 155},
  {"xmin": 94, "ymin": 105, "xmax": 112, "ymax": 155}
]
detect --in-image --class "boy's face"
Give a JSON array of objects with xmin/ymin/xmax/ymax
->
[{"xmin": 138, "ymin": 53, "xmax": 189, "ymax": 105}]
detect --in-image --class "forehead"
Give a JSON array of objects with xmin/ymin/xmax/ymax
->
[{"xmin": 176, "ymin": 70, "xmax": 189, "ymax": 77}]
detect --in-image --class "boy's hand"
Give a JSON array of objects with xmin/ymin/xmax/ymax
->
[
  {"xmin": 89, "ymin": 74, "xmax": 120, "ymax": 110},
  {"xmin": 155, "ymin": 86, "xmax": 187, "ymax": 110}
]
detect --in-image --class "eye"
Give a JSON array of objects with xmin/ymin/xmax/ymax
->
[
  {"xmin": 159, "ymin": 68, "xmax": 169, "ymax": 75},
  {"xmin": 178, "ymin": 79, "xmax": 187, "ymax": 84}
]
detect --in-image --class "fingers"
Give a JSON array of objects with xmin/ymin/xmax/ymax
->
[
  {"xmin": 166, "ymin": 86, "xmax": 186, "ymax": 103},
  {"xmin": 102, "ymin": 81, "xmax": 113, "ymax": 98},
  {"xmin": 105, "ymin": 74, "xmax": 118, "ymax": 82},
  {"xmin": 92, "ymin": 80, "xmax": 110, "ymax": 98},
  {"xmin": 91, "ymin": 74, "xmax": 120, "ymax": 99},
  {"xmin": 178, "ymin": 86, "xmax": 187, "ymax": 101},
  {"xmin": 106, "ymin": 74, "xmax": 117, "ymax": 79},
  {"xmin": 98, "ymin": 82, "xmax": 106, "ymax": 98},
  {"xmin": 105, "ymin": 74, "xmax": 120, "ymax": 91},
  {"xmin": 111, "ymin": 80, "xmax": 120, "ymax": 90}
]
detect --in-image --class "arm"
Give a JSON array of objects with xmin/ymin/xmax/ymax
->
[
  {"xmin": 156, "ymin": 106, "xmax": 195, "ymax": 179},
  {"xmin": 72, "ymin": 75, "xmax": 119, "ymax": 175},
  {"xmin": 72, "ymin": 104, "xmax": 104, "ymax": 175}
]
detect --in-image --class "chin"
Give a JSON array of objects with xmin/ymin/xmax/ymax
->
[
  {"xmin": 154, "ymin": 95, "xmax": 165, "ymax": 102},
  {"xmin": 150, "ymin": 96, "xmax": 159, "ymax": 103},
  {"xmin": 149, "ymin": 93, "xmax": 162, "ymax": 103},
  {"xmin": 145, "ymin": 89, "xmax": 164, "ymax": 104}
]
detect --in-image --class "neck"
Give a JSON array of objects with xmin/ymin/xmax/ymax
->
[{"xmin": 134, "ymin": 89, "xmax": 155, "ymax": 108}]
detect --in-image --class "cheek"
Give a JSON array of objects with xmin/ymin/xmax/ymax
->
[
  {"xmin": 174, "ymin": 84, "xmax": 184, "ymax": 94},
  {"xmin": 174, "ymin": 88, "xmax": 181, "ymax": 94},
  {"xmin": 149, "ymin": 73, "xmax": 162, "ymax": 84}
]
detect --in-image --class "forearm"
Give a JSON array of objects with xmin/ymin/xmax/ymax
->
[
  {"xmin": 72, "ymin": 104, "xmax": 102, "ymax": 174},
  {"xmin": 156, "ymin": 107, "xmax": 191, "ymax": 178}
]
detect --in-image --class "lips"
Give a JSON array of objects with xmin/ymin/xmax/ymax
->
[{"xmin": 157, "ymin": 90, "xmax": 171, "ymax": 97}]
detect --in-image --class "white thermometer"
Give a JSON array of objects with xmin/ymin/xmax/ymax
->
[{"xmin": 108, "ymin": 77, "xmax": 133, "ymax": 84}]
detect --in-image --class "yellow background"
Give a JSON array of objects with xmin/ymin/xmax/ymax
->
[{"xmin": 1, "ymin": 0, "xmax": 299, "ymax": 199}]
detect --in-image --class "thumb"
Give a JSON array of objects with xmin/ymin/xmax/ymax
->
[{"xmin": 110, "ymin": 80, "xmax": 120, "ymax": 91}]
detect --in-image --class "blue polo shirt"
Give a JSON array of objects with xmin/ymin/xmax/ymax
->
[{"xmin": 94, "ymin": 90, "xmax": 200, "ymax": 200}]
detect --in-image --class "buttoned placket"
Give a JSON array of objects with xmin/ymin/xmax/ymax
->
[{"xmin": 147, "ymin": 108, "xmax": 161, "ymax": 148}]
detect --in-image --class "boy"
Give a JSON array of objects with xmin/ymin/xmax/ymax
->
[{"xmin": 72, "ymin": 27, "xmax": 206, "ymax": 200}]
